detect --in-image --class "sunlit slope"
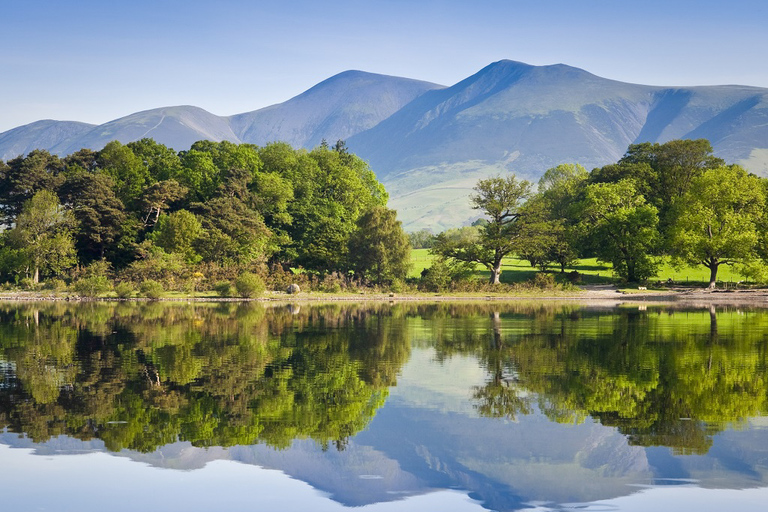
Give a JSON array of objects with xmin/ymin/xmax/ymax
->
[
  {"xmin": 55, "ymin": 105, "xmax": 241, "ymax": 154},
  {"xmin": 0, "ymin": 120, "xmax": 95, "ymax": 160},
  {"xmin": 230, "ymin": 70, "xmax": 444, "ymax": 149}
]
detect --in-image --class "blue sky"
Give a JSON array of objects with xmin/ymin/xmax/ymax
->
[{"xmin": 1, "ymin": 0, "xmax": 766, "ymax": 132}]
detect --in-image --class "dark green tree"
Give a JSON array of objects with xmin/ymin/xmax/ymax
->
[
  {"xmin": 579, "ymin": 180, "xmax": 660, "ymax": 282},
  {"xmin": 59, "ymin": 170, "xmax": 127, "ymax": 262},
  {"xmin": 0, "ymin": 150, "xmax": 64, "ymax": 224},
  {"xmin": 347, "ymin": 206, "xmax": 411, "ymax": 285}
]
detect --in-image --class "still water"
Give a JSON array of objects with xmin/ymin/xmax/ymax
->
[{"xmin": 1, "ymin": 300, "xmax": 768, "ymax": 511}]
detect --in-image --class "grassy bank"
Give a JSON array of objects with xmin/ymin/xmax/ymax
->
[{"xmin": 410, "ymin": 249, "xmax": 749, "ymax": 286}]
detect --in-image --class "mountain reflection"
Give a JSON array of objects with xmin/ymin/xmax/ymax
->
[{"xmin": 1, "ymin": 301, "xmax": 768, "ymax": 457}]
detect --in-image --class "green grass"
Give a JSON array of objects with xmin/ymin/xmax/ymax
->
[{"xmin": 410, "ymin": 248, "xmax": 750, "ymax": 286}]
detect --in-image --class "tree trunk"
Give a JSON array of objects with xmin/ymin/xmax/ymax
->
[
  {"xmin": 708, "ymin": 262, "xmax": 719, "ymax": 289},
  {"xmin": 489, "ymin": 262, "xmax": 502, "ymax": 284},
  {"xmin": 33, "ymin": 266, "xmax": 39, "ymax": 284}
]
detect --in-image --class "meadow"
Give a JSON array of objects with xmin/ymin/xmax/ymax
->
[{"xmin": 409, "ymin": 249, "xmax": 749, "ymax": 287}]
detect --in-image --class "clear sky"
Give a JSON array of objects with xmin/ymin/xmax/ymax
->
[{"xmin": 1, "ymin": 0, "xmax": 766, "ymax": 132}]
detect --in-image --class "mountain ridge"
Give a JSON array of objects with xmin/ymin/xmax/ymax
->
[{"xmin": 2, "ymin": 60, "xmax": 767, "ymax": 229}]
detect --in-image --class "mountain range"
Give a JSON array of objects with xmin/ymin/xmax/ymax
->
[{"xmin": 2, "ymin": 60, "xmax": 768, "ymax": 230}]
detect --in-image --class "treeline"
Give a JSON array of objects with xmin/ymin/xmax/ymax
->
[
  {"xmin": 428, "ymin": 139, "xmax": 768, "ymax": 287},
  {"xmin": 0, "ymin": 139, "xmax": 410, "ymax": 294}
]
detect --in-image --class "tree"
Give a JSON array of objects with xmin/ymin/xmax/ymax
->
[
  {"xmin": 527, "ymin": 164, "xmax": 589, "ymax": 272},
  {"xmin": 97, "ymin": 141, "xmax": 148, "ymax": 205},
  {"xmin": 139, "ymin": 179, "xmax": 187, "ymax": 226},
  {"xmin": 433, "ymin": 175, "xmax": 531, "ymax": 284},
  {"xmin": 579, "ymin": 180, "xmax": 660, "ymax": 282},
  {"xmin": 347, "ymin": 207, "xmax": 411, "ymax": 285},
  {"xmin": 150, "ymin": 209, "xmax": 204, "ymax": 264},
  {"xmin": 7, "ymin": 190, "xmax": 76, "ymax": 283},
  {"xmin": 0, "ymin": 150, "xmax": 64, "ymax": 224},
  {"xmin": 668, "ymin": 166, "xmax": 765, "ymax": 288},
  {"xmin": 59, "ymin": 170, "xmax": 127, "ymax": 262}
]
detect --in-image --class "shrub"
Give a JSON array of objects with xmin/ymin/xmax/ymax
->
[
  {"xmin": 235, "ymin": 273, "xmax": 266, "ymax": 298},
  {"xmin": 73, "ymin": 275, "xmax": 112, "ymax": 297},
  {"xmin": 114, "ymin": 282, "xmax": 135, "ymax": 299},
  {"xmin": 531, "ymin": 273, "xmax": 556, "ymax": 289},
  {"xmin": 43, "ymin": 279, "xmax": 67, "ymax": 292},
  {"xmin": 139, "ymin": 280, "xmax": 164, "ymax": 300},
  {"xmin": 214, "ymin": 280, "xmax": 234, "ymax": 298},
  {"xmin": 19, "ymin": 277, "xmax": 38, "ymax": 291}
]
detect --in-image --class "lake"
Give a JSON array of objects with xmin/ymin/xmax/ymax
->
[{"xmin": 1, "ymin": 300, "xmax": 768, "ymax": 511}]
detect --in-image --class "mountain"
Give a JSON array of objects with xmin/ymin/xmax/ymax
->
[
  {"xmin": 346, "ymin": 60, "xmax": 768, "ymax": 229},
  {"xmin": 53, "ymin": 105, "xmax": 242, "ymax": 154},
  {"xmin": 1, "ymin": 60, "xmax": 768, "ymax": 229},
  {"xmin": 0, "ymin": 119, "xmax": 95, "ymax": 160},
  {"xmin": 229, "ymin": 70, "xmax": 444, "ymax": 148}
]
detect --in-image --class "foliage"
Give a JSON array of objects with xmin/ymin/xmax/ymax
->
[
  {"xmin": 214, "ymin": 280, "xmax": 235, "ymax": 297},
  {"xmin": 6, "ymin": 190, "xmax": 76, "ymax": 283},
  {"xmin": 139, "ymin": 280, "xmax": 164, "ymax": 299},
  {"xmin": 408, "ymin": 228, "xmax": 435, "ymax": 249},
  {"xmin": 578, "ymin": 180, "xmax": 660, "ymax": 282},
  {"xmin": 433, "ymin": 175, "xmax": 532, "ymax": 284},
  {"xmin": 114, "ymin": 281, "xmax": 135, "ymax": 299},
  {"xmin": 73, "ymin": 275, "xmax": 112, "ymax": 297},
  {"xmin": 234, "ymin": 272, "xmax": 266, "ymax": 298},
  {"xmin": 347, "ymin": 206, "xmax": 411, "ymax": 285},
  {"xmin": 150, "ymin": 209, "xmax": 203, "ymax": 264},
  {"xmin": 668, "ymin": 166, "xmax": 765, "ymax": 287}
]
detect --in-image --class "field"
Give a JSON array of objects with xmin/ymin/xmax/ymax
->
[{"xmin": 409, "ymin": 249, "xmax": 749, "ymax": 286}]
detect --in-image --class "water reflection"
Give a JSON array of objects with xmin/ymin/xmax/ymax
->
[{"xmin": 1, "ymin": 301, "xmax": 768, "ymax": 511}]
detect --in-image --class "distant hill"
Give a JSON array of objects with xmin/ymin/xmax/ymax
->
[
  {"xmin": 52, "ymin": 105, "xmax": 242, "ymax": 155},
  {"xmin": 0, "ymin": 120, "xmax": 95, "ymax": 161},
  {"xmin": 2, "ymin": 60, "xmax": 768, "ymax": 230},
  {"xmin": 229, "ymin": 70, "xmax": 444, "ymax": 148}
]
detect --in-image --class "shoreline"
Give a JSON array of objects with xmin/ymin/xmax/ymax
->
[{"xmin": 2, "ymin": 285, "xmax": 768, "ymax": 307}]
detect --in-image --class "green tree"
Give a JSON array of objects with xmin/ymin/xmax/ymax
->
[
  {"xmin": 150, "ymin": 209, "xmax": 204, "ymax": 263},
  {"xmin": 97, "ymin": 141, "xmax": 148, "ymax": 205},
  {"xmin": 59, "ymin": 170, "xmax": 127, "ymax": 262},
  {"xmin": 579, "ymin": 180, "xmax": 660, "ymax": 282},
  {"xmin": 668, "ymin": 166, "xmax": 765, "ymax": 288},
  {"xmin": 8, "ymin": 190, "xmax": 76, "ymax": 283},
  {"xmin": 127, "ymin": 138, "xmax": 182, "ymax": 182},
  {"xmin": 347, "ymin": 206, "xmax": 411, "ymax": 285},
  {"xmin": 433, "ymin": 175, "xmax": 531, "ymax": 284},
  {"xmin": 139, "ymin": 179, "xmax": 187, "ymax": 226},
  {"xmin": 0, "ymin": 150, "xmax": 64, "ymax": 224}
]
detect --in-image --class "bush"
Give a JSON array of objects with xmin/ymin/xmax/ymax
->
[
  {"xmin": 531, "ymin": 273, "xmax": 556, "ymax": 289},
  {"xmin": 73, "ymin": 275, "xmax": 112, "ymax": 297},
  {"xmin": 235, "ymin": 273, "xmax": 265, "ymax": 298},
  {"xmin": 19, "ymin": 277, "xmax": 39, "ymax": 291},
  {"xmin": 43, "ymin": 279, "xmax": 67, "ymax": 292},
  {"xmin": 114, "ymin": 282, "xmax": 135, "ymax": 299},
  {"xmin": 214, "ymin": 280, "xmax": 234, "ymax": 298},
  {"xmin": 139, "ymin": 280, "xmax": 164, "ymax": 300}
]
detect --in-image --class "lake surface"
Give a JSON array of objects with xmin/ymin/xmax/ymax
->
[{"xmin": 2, "ymin": 300, "xmax": 768, "ymax": 511}]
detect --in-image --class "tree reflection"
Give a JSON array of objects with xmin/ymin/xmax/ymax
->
[
  {"xmin": 431, "ymin": 304, "xmax": 768, "ymax": 455},
  {"xmin": 0, "ymin": 302, "xmax": 410, "ymax": 452},
  {"xmin": 2, "ymin": 301, "xmax": 768, "ymax": 455}
]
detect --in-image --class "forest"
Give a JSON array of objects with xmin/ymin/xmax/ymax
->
[
  {"xmin": 0, "ymin": 137, "xmax": 765, "ymax": 296},
  {"xmin": 0, "ymin": 139, "xmax": 410, "ymax": 296}
]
